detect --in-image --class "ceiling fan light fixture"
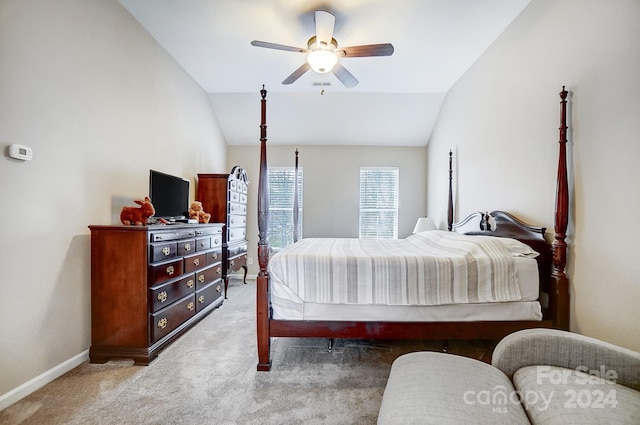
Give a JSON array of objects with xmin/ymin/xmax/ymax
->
[
  {"xmin": 251, "ymin": 11, "xmax": 391, "ymax": 87},
  {"xmin": 306, "ymin": 49, "xmax": 338, "ymax": 74}
]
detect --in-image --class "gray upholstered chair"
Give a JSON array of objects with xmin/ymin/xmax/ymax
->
[{"xmin": 378, "ymin": 329, "xmax": 640, "ymax": 424}]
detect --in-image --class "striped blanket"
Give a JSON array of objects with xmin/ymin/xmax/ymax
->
[{"xmin": 268, "ymin": 231, "xmax": 522, "ymax": 306}]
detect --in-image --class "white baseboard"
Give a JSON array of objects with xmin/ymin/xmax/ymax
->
[{"xmin": 0, "ymin": 349, "xmax": 89, "ymax": 411}]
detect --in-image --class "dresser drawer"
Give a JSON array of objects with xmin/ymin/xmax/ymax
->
[
  {"xmin": 228, "ymin": 228, "xmax": 246, "ymax": 242},
  {"xmin": 177, "ymin": 238, "xmax": 196, "ymax": 256},
  {"xmin": 148, "ymin": 258, "xmax": 184, "ymax": 286},
  {"xmin": 227, "ymin": 241, "xmax": 247, "ymax": 257},
  {"xmin": 228, "ymin": 254, "xmax": 247, "ymax": 273},
  {"xmin": 229, "ymin": 190, "xmax": 241, "ymax": 203},
  {"xmin": 195, "ymin": 236, "xmax": 211, "ymax": 251},
  {"xmin": 151, "ymin": 294, "xmax": 196, "ymax": 343},
  {"xmin": 228, "ymin": 214, "xmax": 246, "ymax": 228},
  {"xmin": 150, "ymin": 242, "xmax": 177, "ymax": 263},
  {"xmin": 195, "ymin": 264, "xmax": 222, "ymax": 289},
  {"xmin": 228, "ymin": 202, "xmax": 247, "ymax": 215},
  {"xmin": 205, "ymin": 248, "xmax": 222, "ymax": 266},
  {"xmin": 149, "ymin": 228, "xmax": 197, "ymax": 242},
  {"xmin": 196, "ymin": 281, "xmax": 223, "ymax": 312},
  {"xmin": 184, "ymin": 252, "xmax": 207, "ymax": 273},
  {"xmin": 149, "ymin": 273, "xmax": 196, "ymax": 313},
  {"xmin": 211, "ymin": 234, "xmax": 222, "ymax": 248}
]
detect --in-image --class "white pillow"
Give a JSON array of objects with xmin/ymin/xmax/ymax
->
[{"xmin": 497, "ymin": 237, "xmax": 540, "ymax": 258}]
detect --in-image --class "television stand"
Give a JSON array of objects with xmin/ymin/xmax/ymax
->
[{"xmin": 88, "ymin": 222, "xmax": 225, "ymax": 364}]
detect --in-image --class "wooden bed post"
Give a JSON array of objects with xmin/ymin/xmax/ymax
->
[
  {"xmin": 550, "ymin": 86, "xmax": 570, "ymax": 330},
  {"xmin": 293, "ymin": 149, "xmax": 299, "ymax": 243},
  {"xmin": 256, "ymin": 85, "xmax": 272, "ymax": 371},
  {"xmin": 447, "ymin": 150, "xmax": 454, "ymax": 231}
]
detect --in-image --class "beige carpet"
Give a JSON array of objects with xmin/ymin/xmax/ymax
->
[{"xmin": 0, "ymin": 278, "xmax": 497, "ymax": 425}]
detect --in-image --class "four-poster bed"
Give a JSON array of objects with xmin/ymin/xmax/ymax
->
[{"xmin": 256, "ymin": 85, "xmax": 570, "ymax": 371}]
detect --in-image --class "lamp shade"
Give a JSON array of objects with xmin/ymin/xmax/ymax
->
[
  {"xmin": 306, "ymin": 50, "xmax": 338, "ymax": 73},
  {"xmin": 413, "ymin": 217, "xmax": 437, "ymax": 233}
]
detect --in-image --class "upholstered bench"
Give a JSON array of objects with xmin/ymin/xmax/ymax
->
[
  {"xmin": 377, "ymin": 351, "xmax": 530, "ymax": 424},
  {"xmin": 378, "ymin": 329, "xmax": 640, "ymax": 425}
]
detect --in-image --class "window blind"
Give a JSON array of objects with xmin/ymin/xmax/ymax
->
[
  {"xmin": 359, "ymin": 167, "xmax": 399, "ymax": 239},
  {"xmin": 268, "ymin": 167, "xmax": 303, "ymax": 249}
]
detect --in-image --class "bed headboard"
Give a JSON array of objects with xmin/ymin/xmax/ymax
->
[
  {"xmin": 453, "ymin": 210, "xmax": 553, "ymax": 292},
  {"xmin": 452, "ymin": 210, "xmax": 546, "ymax": 239}
]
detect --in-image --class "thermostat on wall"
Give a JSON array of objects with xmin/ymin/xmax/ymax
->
[{"xmin": 9, "ymin": 144, "xmax": 33, "ymax": 161}]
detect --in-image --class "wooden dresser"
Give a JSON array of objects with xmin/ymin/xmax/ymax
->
[
  {"xmin": 88, "ymin": 223, "xmax": 224, "ymax": 365},
  {"xmin": 197, "ymin": 167, "xmax": 249, "ymax": 296}
]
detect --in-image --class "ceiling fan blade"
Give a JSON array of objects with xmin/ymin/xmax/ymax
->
[
  {"xmin": 314, "ymin": 10, "xmax": 335, "ymax": 46},
  {"xmin": 251, "ymin": 40, "xmax": 307, "ymax": 53},
  {"xmin": 282, "ymin": 62, "xmax": 311, "ymax": 85},
  {"xmin": 337, "ymin": 43, "xmax": 395, "ymax": 57},
  {"xmin": 332, "ymin": 62, "xmax": 358, "ymax": 88}
]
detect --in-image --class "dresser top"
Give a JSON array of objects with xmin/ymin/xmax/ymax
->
[{"xmin": 89, "ymin": 223, "xmax": 224, "ymax": 232}]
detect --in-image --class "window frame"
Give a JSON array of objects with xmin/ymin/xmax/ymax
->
[
  {"xmin": 267, "ymin": 166, "xmax": 303, "ymax": 250},
  {"xmin": 358, "ymin": 166, "xmax": 399, "ymax": 239}
]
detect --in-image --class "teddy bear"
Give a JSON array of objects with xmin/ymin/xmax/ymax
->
[
  {"xmin": 189, "ymin": 201, "xmax": 211, "ymax": 224},
  {"xmin": 120, "ymin": 196, "xmax": 155, "ymax": 225}
]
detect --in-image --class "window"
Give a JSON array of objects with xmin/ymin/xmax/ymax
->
[
  {"xmin": 268, "ymin": 167, "xmax": 303, "ymax": 250},
  {"xmin": 359, "ymin": 167, "xmax": 399, "ymax": 239}
]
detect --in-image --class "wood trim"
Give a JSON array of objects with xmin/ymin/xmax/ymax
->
[{"xmin": 270, "ymin": 319, "xmax": 554, "ymax": 340}]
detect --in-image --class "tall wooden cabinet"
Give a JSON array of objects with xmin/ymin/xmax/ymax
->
[
  {"xmin": 197, "ymin": 167, "xmax": 248, "ymax": 296},
  {"xmin": 89, "ymin": 223, "xmax": 224, "ymax": 365}
]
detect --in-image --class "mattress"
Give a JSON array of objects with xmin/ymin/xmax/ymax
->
[
  {"xmin": 270, "ymin": 234, "xmax": 542, "ymax": 322},
  {"xmin": 269, "ymin": 232, "xmax": 536, "ymax": 307}
]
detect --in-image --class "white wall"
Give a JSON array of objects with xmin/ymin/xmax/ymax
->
[
  {"xmin": 427, "ymin": 0, "xmax": 640, "ymax": 351},
  {"xmin": 0, "ymin": 0, "xmax": 226, "ymax": 406},
  {"xmin": 227, "ymin": 144, "xmax": 428, "ymax": 275}
]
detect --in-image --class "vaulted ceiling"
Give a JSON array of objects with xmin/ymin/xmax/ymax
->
[{"xmin": 119, "ymin": 0, "xmax": 531, "ymax": 146}]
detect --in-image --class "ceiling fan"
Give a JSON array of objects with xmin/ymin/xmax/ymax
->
[{"xmin": 251, "ymin": 10, "xmax": 394, "ymax": 88}]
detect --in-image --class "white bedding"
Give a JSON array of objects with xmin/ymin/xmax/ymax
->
[{"xmin": 269, "ymin": 232, "xmax": 542, "ymax": 322}]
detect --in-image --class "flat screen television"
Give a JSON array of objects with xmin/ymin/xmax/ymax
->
[{"xmin": 149, "ymin": 170, "xmax": 190, "ymax": 221}]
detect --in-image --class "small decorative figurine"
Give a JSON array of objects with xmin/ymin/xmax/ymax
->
[
  {"xmin": 120, "ymin": 196, "xmax": 155, "ymax": 225},
  {"xmin": 189, "ymin": 201, "xmax": 211, "ymax": 224}
]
